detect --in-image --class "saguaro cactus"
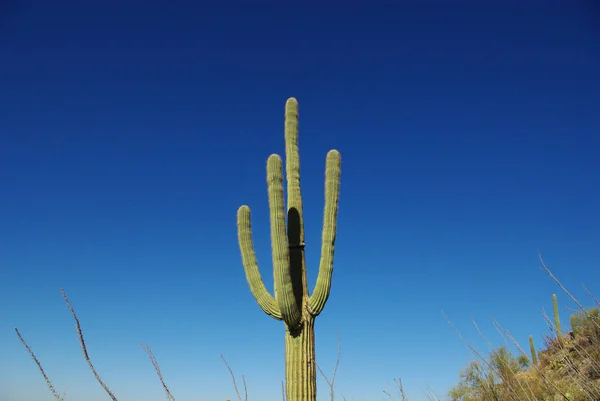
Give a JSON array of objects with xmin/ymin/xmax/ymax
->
[
  {"xmin": 529, "ymin": 335, "xmax": 538, "ymax": 366},
  {"xmin": 570, "ymin": 314, "xmax": 577, "ymax": 339},
  {"xmin": 236, "ymin": 97, "xmax": 341, "ymax": 401},
  {"xmin": 553, "ymin": 293, "xmax": 562, "ymax": 338}
]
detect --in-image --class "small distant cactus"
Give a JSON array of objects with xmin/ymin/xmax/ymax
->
[
  {"xmin": 529, "ymin": 335, "xmax": 538, "ymax": 366},
  {"xmin": 236, "ymin": 97, "xmax": 342, "ymax": 401},
  {"xmin": 570, "ymin": 314, "xmax": 577, "ymax": 339},
  {"xmin": 552, "ymin": 294, "xmax": 562, "ymax": 338}
]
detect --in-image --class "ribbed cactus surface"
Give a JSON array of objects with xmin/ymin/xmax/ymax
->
[{"xmin": 237, "ymin": 97, "xmax": 341, "ymax": 401}]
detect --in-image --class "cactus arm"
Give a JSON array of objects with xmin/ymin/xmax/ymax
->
[
  {"xmin": 308, "ymin": 149, "xmax": 341, "ymax": 316},
  {"xmin": 284, "ymin": 97, "xmax": 310, "ymax": 309},
  {"xmin": 268, "ymin": 154, "xmax": 302, "ymax": 328},
  {"xmin": 237, "ymin": 205, "xmax": 282, "ymax": 320},
  {"xmin": 284, "ymin": 97, "xmax": 304, "ymax": 230}
]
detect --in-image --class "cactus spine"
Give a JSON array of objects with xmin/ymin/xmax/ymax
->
[
  {"xmin": 553, "ymin": 293, "xmax": 562, "ymax": 338},
  {"xmin": 529, "ymin": 335, "xmax": 538, "ymax": 365},
  {"xmin": 237, "ymin": 97, "xmax": 341, "ymax": 401}
]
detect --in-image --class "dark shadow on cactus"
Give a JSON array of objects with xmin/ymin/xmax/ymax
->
[{"xmin": 287, "ymin": 207, "xmax": 305, "ymax": 334}]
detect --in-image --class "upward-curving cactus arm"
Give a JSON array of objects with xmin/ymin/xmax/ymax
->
[
  {"xmin": 284, "ymin": 98, "xmax": 304, "ymax": 230},
  {"xmin": 268, "ymin": 154, "xmax": 302, "ymax": 328},
  {"xmin": 237, "ymin": 205, "xmax": 282, "ymax": 320},
  {"xmin": 309, "ymin": 149, "xmax": 342, "ymax": 316}
]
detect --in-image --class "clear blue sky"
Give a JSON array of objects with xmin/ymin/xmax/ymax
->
[{"xmin": 1, "ymin": 2, "xmax": 599, "ymax": 401}]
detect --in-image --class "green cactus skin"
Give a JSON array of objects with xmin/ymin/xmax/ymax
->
[
  {"xmin": 529, "ymin": 335, "xmax": 538, "ymax": 365},
  {"xmin": 553, "ymin": 293, "xmax": 562, "ymax": 338},
  {"xmin": 236, "ymin": 97, "xmax": 341, "ymax": 401}
]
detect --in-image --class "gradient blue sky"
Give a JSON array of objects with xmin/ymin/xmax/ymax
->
[{"xmin": 1, "ymin": 2, "xmax": 599, "ymax": 401}]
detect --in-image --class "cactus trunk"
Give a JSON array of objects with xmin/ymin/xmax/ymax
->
[
  {"xmin": 237, "ymin": 97, "xmax": 341, "ymax": 401},
  {"xmin": 285, "ymin": 315, "xmax": 316, "ymax": 401}
]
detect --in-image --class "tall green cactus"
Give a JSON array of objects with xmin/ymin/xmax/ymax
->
[
  {"xmin": 553, "ymin": 293, "xmax": 562, "ymax": 338},
  {"xmin": 529, "ymin": 335, "xmax": 538, "ymax": 366},
  {"xmin": 236, "ymin": 97, "xmax": 341, "ymax": 401}
]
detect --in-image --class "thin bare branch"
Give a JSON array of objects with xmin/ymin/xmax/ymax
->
[
  {"xmin": 61, "ymin": 288, "xmax": 118, "ymax": 401},
  {"xmin": 221, "ymin": 354, "xmax": 247, "ymax": 401},
  {"xmin": 141, "ymin": 343, "xmax": 175, "ymax": 401},
  {"xmin": 541, "ymin": 308, "xmax": 561, "ymax": 336},
  {"xmin": 242, "ymin": 375, "xmax": 248, "ymax": 401},
  {"xmin": 395, "ymin": 378, "xmax": 409, "ymax": 401},
  {"xmin": 538, "ymin": 253, "xmax": 587, "ymax": 313},
  {"xmin": 315, "ymin": 331, "xmax": 342, "ymax": 401},
  {"xmin": 471, "ymin": 316, "xmax": 495, "ymax": 351},
  {"xmin": 582, "ymin": 284, "xmax": 600, "ymax": 308},
  {"xmin": 539, "ymin": 253, "xmax": 600, "ymax": 332},
  {"xmin": 442, "ymin": 310, "xmax": 505, "ymax": 397},
  {"xmin": 14, "ymin": 328, "xmax": 64, "ymax": 401}
]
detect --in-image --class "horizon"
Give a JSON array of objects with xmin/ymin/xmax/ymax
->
[{"xmin": 1, "ymin": 2, "xmax": 600, "ymax": 401}]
